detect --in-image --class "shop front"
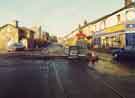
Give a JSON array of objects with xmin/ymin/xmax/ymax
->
[
  {"xmin": 98, "ymin": 24, "xmax": 126, "ymax": 48},
  {"xmin": 125, "ymin": 32, "xmax": 135, "ymax": 48},
  {"xmin": 100, "ymin": 32, "xmax": 125, "ymax": 48},
  {"xmin": 93, "ymin": 37, "xmax": 101, "ymax": 48},
  {"xmin": 125, "ymin": 22, "xmax": 135, "ymax": 48}
]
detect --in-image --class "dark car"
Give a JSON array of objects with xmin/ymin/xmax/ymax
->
[{"xmin": 112, "ymin": 47, "xmax": 135, "ymax": 60}]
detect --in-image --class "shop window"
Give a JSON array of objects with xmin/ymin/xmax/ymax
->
[{"xmin": 126, "ymin": 33, "xmax": 135, "ymax": 46}]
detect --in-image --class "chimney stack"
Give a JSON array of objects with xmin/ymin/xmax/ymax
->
[
  {"xmin": 125, "ymin": 0, "xmax": 132, "ymax": 6},
  {"xmin": 10, "ymin": 20, "xmax": 19, "ymax": 28}
]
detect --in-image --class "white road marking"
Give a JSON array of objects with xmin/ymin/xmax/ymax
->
[{"xmin": 52, "ymin": 62, "xmax": 65, "ymax": 92}]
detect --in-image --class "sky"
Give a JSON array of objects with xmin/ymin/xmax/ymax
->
[{"xmin": 0, "ymin": 0, "xmax": 124, "ymax": 37}]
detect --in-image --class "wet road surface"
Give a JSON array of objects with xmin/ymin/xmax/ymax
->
[{"xmin": 0, "ymin": 54, "xmax": 129, "ymax": 98}]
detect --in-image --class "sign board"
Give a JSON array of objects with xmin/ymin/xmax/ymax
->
[{"xmin": 104, "ymin": 24, "xmax": 125, "ymax": 33}]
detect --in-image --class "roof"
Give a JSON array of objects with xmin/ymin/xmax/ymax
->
[
  {"xmin": 0, "ymin": 24, "xmax": 17, "ymax": 31},
  {"xmin": 84, "ymin": 3, "xmax": 135, "ymax": 27},
  {"xmin": 0, "ymin": 24, "xmax": 35, "ymax": 34},
  {"xmin": 20, "ymin": 27, "xmax": 35, "ymax": 33}
]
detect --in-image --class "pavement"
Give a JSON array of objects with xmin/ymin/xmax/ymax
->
[
  {"xmin": 93, "ymin": 60, "xmax": 133, "ymax": 76},
  {"xmin": 95, "ymin": 52, "xmax": 113, "ymax": 62},
  {"xmin": 90, "ymin": 48, "xmax": 113, "ymax": 61},
  {"xmin": 89, "ymin": 49, "xmax": 135, "ymax": 76}
]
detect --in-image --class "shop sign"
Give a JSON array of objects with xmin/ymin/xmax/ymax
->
[{"xmin": 104, "ymin": 24, "xmax": 125, "ymax": 33}]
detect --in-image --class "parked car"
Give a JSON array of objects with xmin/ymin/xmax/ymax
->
[
  {"xmin": 8, "ymin": 43, "xmax": 25, "ymax": 52},
  {"xmin": 112, "ymin": 47, "xmax": 135, "ymax": 60}
]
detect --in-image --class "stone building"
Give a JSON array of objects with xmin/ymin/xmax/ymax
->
[{"xmin": 0, "ymin": 20, "xmax": 35, "ymax": 50}]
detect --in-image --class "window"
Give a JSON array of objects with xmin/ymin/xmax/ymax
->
[
  {"xmin": 126, "ymin": 10, "xmax": 135, "ymax": 21},
  {"xmin": 117, "ymin": 14, "xmax": 121, "ymax": 24},
  {"xmin": 126, "ymin": 33, "xmax": 135, "ymax": 46},
  {"xmin": 100, "ymin": 21, "xmax": 105, "ymax": 30}
]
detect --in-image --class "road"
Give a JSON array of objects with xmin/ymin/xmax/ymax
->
[
  {"xmin": 0, "ymin": 52, "xmax": 133, "ymax": 98},
  {"xmin": 0, "ymin": 43, "xmax": 135, "ymax": 98}
]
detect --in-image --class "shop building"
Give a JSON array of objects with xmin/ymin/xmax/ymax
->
[{"xmin": 64, "ymin": 2, "xmax": 135, "ymax": 49}]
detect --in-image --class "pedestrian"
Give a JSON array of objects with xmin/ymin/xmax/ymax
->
[
  {"xmin": 88, "ymin": 61, "xmax": 95, "ymax": 69},
  {"xmin": 88, "ymin": 51, "xmax": 98, "ymax": 69}
]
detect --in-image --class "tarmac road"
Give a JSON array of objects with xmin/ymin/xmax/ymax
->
[{"xmin": 0, "ymin": 53, "xmax": 126, "ymax": 98}]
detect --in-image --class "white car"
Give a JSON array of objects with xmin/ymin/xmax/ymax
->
[
  {"xmin": 8, "ymin": 43, "xmax": 25, "ymax": 52},
  {"xmin": 67, "ymin": 46, "xmax": 91, "ymax": 61},
  {"xmin": 68, "ymin": 46, "xmax": 79, "ymax": 59}
]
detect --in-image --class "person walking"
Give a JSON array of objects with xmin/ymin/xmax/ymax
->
[{"xmin": 88, "ymin": 51, "xmax": 98, "ymax": 69}]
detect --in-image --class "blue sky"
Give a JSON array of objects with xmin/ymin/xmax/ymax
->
[{"xmin": 0, "ymin": 0, "xmax": 123, "ymax": 36}]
